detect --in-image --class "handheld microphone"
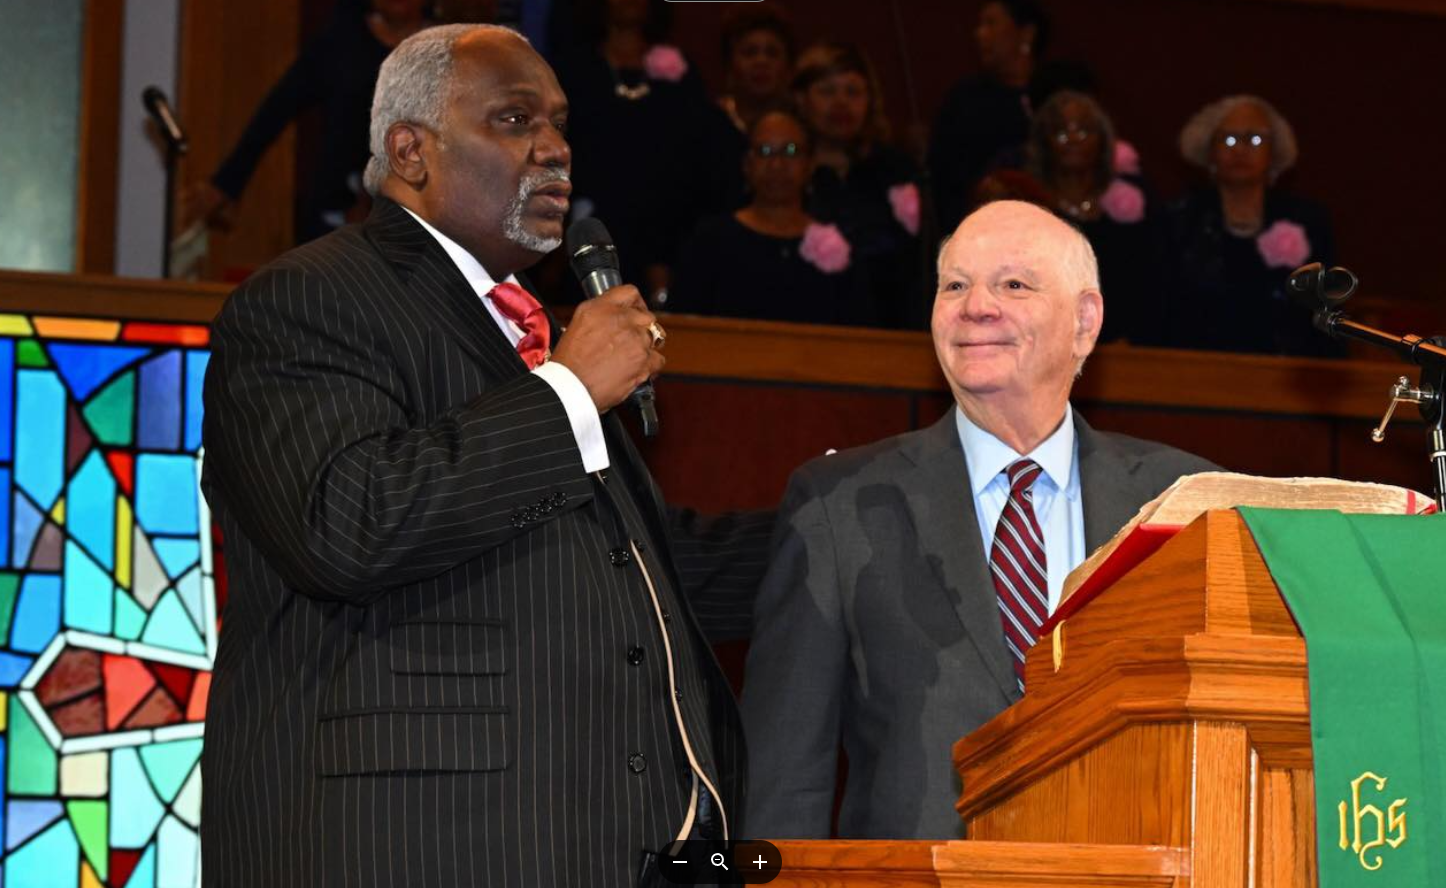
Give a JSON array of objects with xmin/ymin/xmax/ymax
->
[
  {"xmin": 142, "ymin": 86, "xmax": 188, "ymax": 154},
  {"xmin": 565, "ymin": 218, "xmax": 660, "ymax": 437}
]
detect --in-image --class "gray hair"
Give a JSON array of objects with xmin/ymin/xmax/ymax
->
[
  {"xmin": 363, "ymin": 24, "xmax": 529, "ymax": 196},
  {"xmin": 1178, "ymin": 94, "xmax": 1299, "ymax": 181}
]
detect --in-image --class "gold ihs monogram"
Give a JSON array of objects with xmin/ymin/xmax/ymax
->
[{"xmin": 1337, "ymin": 771, "xmax": 1407, "ymax": 871}]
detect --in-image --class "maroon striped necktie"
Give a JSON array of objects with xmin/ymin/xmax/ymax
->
[{"xmin": 989, "ymin": 458, "xmax": 1049, "ymax": 690}]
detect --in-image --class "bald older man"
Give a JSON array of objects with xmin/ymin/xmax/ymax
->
[{"xmin": 740, "ymin": 201, "xmax": 1216, "ymax": 840}]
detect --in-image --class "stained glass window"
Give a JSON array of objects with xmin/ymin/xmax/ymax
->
[{"xmin": 0, "ymin": 314, "xmax": 211, "ymax": 887}]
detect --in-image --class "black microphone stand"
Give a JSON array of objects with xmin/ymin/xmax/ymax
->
[
  {"xmin": 160, "ymin": 138, "xmax": 183, "ymax": 278},
  {"xmin": 1298, "ymin": 265, "xmax": 1446, "ymax": 511}
]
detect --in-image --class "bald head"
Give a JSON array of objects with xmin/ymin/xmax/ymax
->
[{"xmin": 939, "ymin": 201, "xmax": 1099, "ymax": 295}]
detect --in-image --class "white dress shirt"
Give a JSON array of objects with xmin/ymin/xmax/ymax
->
[
  {"xmin": 403, "ymin": 207, "xmax": 609, "ymax": 472},
  {"xmin": 955, "ymin": 404, "xmax": 1085, "ymax": 614}
]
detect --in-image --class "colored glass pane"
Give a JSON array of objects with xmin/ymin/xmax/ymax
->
[
  {"xmin": 10, "ymin": 575, "xmax": 60, "ymax": 654},
  {"xmin": 69, "ymin": 452, "xmax": 116, "ymax": 571},
  {"xmin": 177, "ymin": 569, "xmax": 204, "ymax": 635},
  {"xmin": 147, "ymin": 665, "xmax": 193, "ymax": 709},
  {"xmin": 138, "ymin": 740, "xmax": 201, "ymax": 803},
  {"xmin": 83, "ymin": 372, "xmax": 136, "ymax": 448},
  {"xmin": 136, "ymin": 352, "xmax": 181, "ymax": 451},
  {"xmin": 59, "ymin": 751, "xmax": 108, "ymax": 798},
  {"xmin": 0, "ymin": 316, "xmax": 33, "ymax": 336},
  {"xmin": 0, "ymin": 653, "xmax": 33, "ymax": 687},
  {"xmin": 116, "ymin": 496, "xmax": 133, "ymax": 591},
  {"xmin": 131, "ymin": 528, "xmax": 166, "ymax": 611},
  {"xmin": 125, "ymin": 843, "xmax": 157, "ymax": 888},
  {"xmin": 102, "ymin": 655, "xmax": 155, "ymax": 732},
  {"xmin": 0, "ymin": 468, "xmax": 10, "ymax": 570},
  {"xmin": 68, "ymin": 799, "xmax": 108, "ymax": 880},
  {"xmin": 5, "ymin": 819, "xmax": 79, "ymax": 888},
  {"xmin": 27, "ymin": 523, "xmax": 61, "ymax": 571},
  {"xmin": 46, "ymin": 343, "xmax": 148, "ymax": 402},
  {"xmin": 110, "ymin": 847, "xmax": 142, "ymax": 888},
  {"xmin": 108, "ymin": 749, "xmax": 163, "ymax": 849},
  {"xmin": 14, "ymin": 340, "xmax": 48, "ymax": 369},
  {"xmin": 51, "ymin": 694, "xmax": 105, "ymax": 737},
  {"xmin": 140, "ymin": 592, "xmax": 205, "ymax": 656},
  {"xmin": 66, "ymin": 402, "xmax": 94, "ymax": 476},
  {"xmin": 0, "ymin": 574, "xmax": 17, "ymax": 646},
  {"xmin": 120, "ymin": 686, "xmax": 181, "ymax": 730},
  {"xmin": 11, "ymin": 494, "xmax": 41, "ymax": 568},
  {"xmin": 183, "ymin": 351, "xmax": 208, "ymax": 452},
  {"xmin": 114, "ymin": 590, "xmax": 145, "ymax": 641},
  {"xmin": 32, "ymin": 318, "xmax": 120, "ymax": 341},
  {"xmin": 156, "ymin": 815, "xmax": 198, "ymax": 886},
  {"xmin": 5, "ymin": 800, "xmax": 60, "ymax": 851},
  {"xmin": 0, "ymin": 340, "xmax": 13, "ymax": 462},
  {"xmin": 62, "ymin": 542, "xmax": 112, "ymax": 634},
  {"xmin": 184, "ymin": 672, "xmax": 209, "ymax": 721},
  {"xmin": 121, "ymin": 323, "xmax": 208, "ymax": 347},
  {"xmin": 34, "ymin": 647, "xmax": 100, "ymax": 708},
  {"xmin": 106, "ymin": 451, "xmax": 136, "ymax": 499},
  {"xmin": 133, "ymin": 456, "xmax": 197, "ymax": 536},
  {"xmin": 152, "ymin": 539, "xmax": 198, "ymax": 582},
  {"xmin": 14, "ymin": 370, "xmax": 64, "ymax": 509},
  {"xmin": 7, "ymin": 697, "xmax": 56, "ymax": 795},
  {"xmin": 173, "ymin": 765, "xmax": 200, "ymax": 828}
]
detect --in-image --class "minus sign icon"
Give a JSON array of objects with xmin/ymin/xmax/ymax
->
[{"xmin": 672, "ymin": 859, "xmax": 687, "ymax": 863}]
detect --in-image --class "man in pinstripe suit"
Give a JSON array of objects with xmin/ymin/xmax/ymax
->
[{"xmin": 200, "ymin": 24, "xmax": 768, "ymax": 887}]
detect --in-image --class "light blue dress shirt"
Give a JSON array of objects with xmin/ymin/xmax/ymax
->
[{"xmin": 955, "ymin": 404, "xmax": 1085, "ymax": 614}]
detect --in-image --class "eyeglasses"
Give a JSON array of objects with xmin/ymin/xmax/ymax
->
[
  {"xmin": 1219, "ymin": 131, "xmax": 1269, "ymax": 150},
  {"xmin": 752, "ymin": 142, "xmax": 804, "ymax": 159},
  {"xmin": 1053, "ymin": 125, "xmax": 1097, "ymax": 144}
]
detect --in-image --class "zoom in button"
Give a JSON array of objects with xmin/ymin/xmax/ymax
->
[{"xmin": 660, "ymin": 840, "xmax": 782, "ymax": 884}]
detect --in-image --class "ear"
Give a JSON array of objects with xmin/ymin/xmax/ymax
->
[
  {"xmin": 1074, "ymin": 288, "xmax": 1103, "ymax": 355},
  {"xmin": 385, "ymin": 122, "xmax": 431, "ymax": 191}
]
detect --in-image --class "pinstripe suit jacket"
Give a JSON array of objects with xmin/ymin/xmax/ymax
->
[{"xmin": 200, "ymin": 198, "xmax": 768, "ymax": 887}]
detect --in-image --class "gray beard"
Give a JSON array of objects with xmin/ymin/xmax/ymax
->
[{"xmin": 503, "ymin": 170, "xmax": 567, "ymax": 253}]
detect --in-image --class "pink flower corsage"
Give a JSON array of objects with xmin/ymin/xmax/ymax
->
[
  {"xmin": 1256, "ymin": 220, "xmax": 1311, "ymax": 268},
  {"xmin": 1112, "ymin": 140, "xmax": 1141, "ymax": 175},
  {"xmin": 644, "ymin": 45, "xmax": 688, "ymax": 82},
  {"xmin": 1099, "ymin": 179, "xmax": 1145, "ymax": 224},
  {"xmin": 799, "ymin": 223, "xmax": 851, "ymax": 273},
  {"xmin": 888, "ymin": 182, "xmax": 921, "ymax": 235}
]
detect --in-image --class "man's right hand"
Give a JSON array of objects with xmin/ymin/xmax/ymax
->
[{"xmin": 550, "ymin": 286, "xmax": 664, "ymax": 413}]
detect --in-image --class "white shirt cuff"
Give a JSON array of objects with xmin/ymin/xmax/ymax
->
[{"xmin": 532, "ymin": 361, "xmax": 610, "ymax": 472}]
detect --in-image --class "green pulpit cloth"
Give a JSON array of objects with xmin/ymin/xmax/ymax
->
[{"xmin": 1239, "ymin": 508, "xmax": 1446, "ymax": 887}]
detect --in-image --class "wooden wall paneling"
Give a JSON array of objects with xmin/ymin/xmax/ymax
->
[
  {"xmin": 76, "ymin": 0, "xmax": 124, "ymax": 274},
  {"xmin": 632, "ymin": 378, "xmax": 917, "ymax": 512},
  {"xmin": 176, "ymin": 0, "xmax": 298, "ymax": 279}
]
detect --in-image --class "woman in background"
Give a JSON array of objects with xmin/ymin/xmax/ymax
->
[
  {"xmin": 669, "ymin": 110, "xmax": 873, "ymax": 326},
  {"xmin": 1164, "ymin": 95, "xmax": 1343, "ymax": 357},
  {"xmin": 794, "ymin": 41, "xmax": 922, "ymax": 328},
  {"xmin": 1018, "ymin": 90, "xmax": 1159, "ymax": 343},
  {"xmin": 716, "ymin": 7, "xmax": 796, "ymax": 135}
]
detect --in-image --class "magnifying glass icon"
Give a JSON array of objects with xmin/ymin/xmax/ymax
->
[{"xmin": 710, "ymin": 852, "xmax": 729, "ymax": 871}]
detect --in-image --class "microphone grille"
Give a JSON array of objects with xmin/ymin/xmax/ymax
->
[{"xmin": 566, "ymin": 217, "xmax": 619, "ymax": 279}]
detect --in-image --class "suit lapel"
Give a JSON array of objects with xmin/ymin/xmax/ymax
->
[
  {"xmin": 1075, "ymin": 414, "xmax": 1147, "ymax": 550},
  {"xmin": 365, "ymin": 197, "xmax": 529, "ymax": 377},
  {"xmin": 898, "ymin": 411, "xmax": 1020, "ymax": 701}
]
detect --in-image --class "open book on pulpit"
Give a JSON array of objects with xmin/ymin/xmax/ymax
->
[{"xmin": 1044, "ymin": 472, "xmax": 1434, "ymax": 631}]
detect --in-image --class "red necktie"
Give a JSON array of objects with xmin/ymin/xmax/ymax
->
[
  {"xmin": 989, "ymin": 458, "xmax": 1049, "ymax": 690},
  {"xmin": 488, "ymin": 282, "xmax": 549, "ymax": 369}
]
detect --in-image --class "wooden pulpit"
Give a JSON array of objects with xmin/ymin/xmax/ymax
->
[{"xmin": 769, "ymin": 510, "xmax": 1316, "ymax": 887}]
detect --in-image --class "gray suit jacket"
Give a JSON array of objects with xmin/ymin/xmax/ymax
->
[{"xmin": 740, "ymin": 408, "xmax": 1217, "ymax": 840}]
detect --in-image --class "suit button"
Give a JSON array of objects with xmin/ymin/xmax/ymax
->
[
  {"xmin": 511, "ymin": 513, "xmax": 526, "ymax": 529},
  {"xmin": 628, "ymin": 753, "xmax": 647, "ymax": 774},
  {"xmin": 626, "ymin": 645, "xmax": 645, "ymax": 666},
  {"xmin": 552, "ymin": 492, "xmax": 567, "ymax": 506},
  {"xmin": 609, "ymin": 547, "xmax": 632, "ymax": 567},
  {"xmin": 661, "ymin": 609, "xmax": 672, "ymax": 623},
  {"xmin": 633, "ymin": 537, "xmax": 647, "ymax": 552},
  {"xmin": 674, "ymin": 690, "xmax": 683, "ymax": 701}
]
